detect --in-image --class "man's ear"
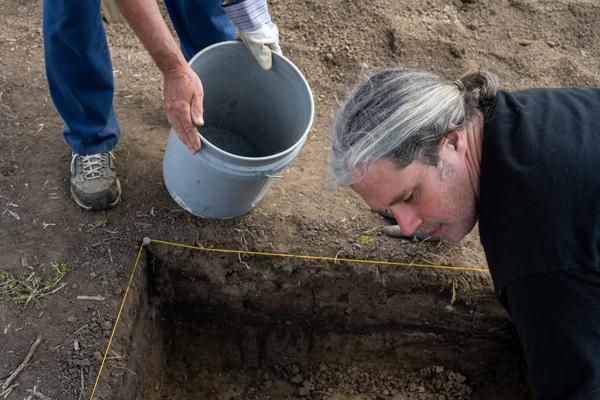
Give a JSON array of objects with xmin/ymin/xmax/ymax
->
[{"xmin": 442, "ymin": 129, "xmax": 467, "ymax": 154}]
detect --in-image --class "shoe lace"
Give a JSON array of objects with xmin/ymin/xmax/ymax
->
[{"xmin": 72, "ymin": 153, "xmax": 109, "ymax": 180}]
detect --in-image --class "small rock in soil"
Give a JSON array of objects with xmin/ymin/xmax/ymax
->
[
  {"xmin": 298, "ymin": 386, "xmax": 311, "ymax": 397},
  {"xmin": 70, "ymin": 359, "xmax": 91, "ymax": 367},
  {"xmin": 93, "ymin": 351, "xmax": 103, "ymax": 361}
]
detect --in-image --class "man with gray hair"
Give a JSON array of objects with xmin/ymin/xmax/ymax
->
[{"xmin": 332, "ymin": 68, "xmax": 600, "ymax": 399}]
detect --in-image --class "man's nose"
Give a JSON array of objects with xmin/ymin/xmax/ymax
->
[{"xmin": 391, "ymin": 207, "xmax": 422, "ymax": 236}]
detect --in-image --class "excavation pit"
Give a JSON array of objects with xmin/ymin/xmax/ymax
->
[{"xmin": 97, "ymin": 243, "xmax": 530, "ymax": 400}]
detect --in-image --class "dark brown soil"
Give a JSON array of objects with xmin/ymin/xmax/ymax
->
[
  {"xmin": 1, "ymin": 0, "xmax": 599, "ymax": 398},
  {"xmin": 100, "ymin": 243, "xmax": 525, "ymax": 400}
]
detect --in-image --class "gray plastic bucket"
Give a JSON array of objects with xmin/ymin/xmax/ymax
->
[{"xmin": 163, "ymin": 41, "xmax": 314, "ymax": 219}]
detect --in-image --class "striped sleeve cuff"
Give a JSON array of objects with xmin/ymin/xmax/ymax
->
[{"xmin": 223, "ymin": 0, "xmax": 273, "ymax": 32}]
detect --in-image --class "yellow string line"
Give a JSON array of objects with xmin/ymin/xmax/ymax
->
[
  {"xmin": 90, "ymin": 236, "xmax": 488, "ymax": 398},
  {"xmin": 150, "ymin": 238, "xmax": 489, "ymax": 272},
  {"xmin": 89, "ymin": 241, "xmax": 146, "ymax": 400}
]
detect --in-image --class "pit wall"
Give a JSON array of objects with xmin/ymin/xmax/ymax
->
[
  {"xmin": 95, "ymin": 251, "xmax": 166, "ymax": 400},
  {"xmin": 102, "ymin": 245, "xmax": 527, "ymax": 399},
  {"xmin": 149, "ymin": 246, "xmax": 525, "ymax": 392}
]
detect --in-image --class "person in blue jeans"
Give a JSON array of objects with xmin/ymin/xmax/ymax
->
[{"xmin": 43, "ymin": 0, "xmax": 281, "ymax": 210}]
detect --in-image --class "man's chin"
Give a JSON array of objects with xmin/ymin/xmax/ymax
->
[{"xmin": 438, "ymin": 224, "xmax": 476, "ymax": 244}]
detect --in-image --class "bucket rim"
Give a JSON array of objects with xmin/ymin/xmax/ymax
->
[{"xmin": 187, "ymin": 40, "xmax": 315, "ymax": 162}]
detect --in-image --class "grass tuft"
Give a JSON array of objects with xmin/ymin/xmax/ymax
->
[
  {"xmin": 94, "ymin": 219, "xmax": 108, "ymax": 228},
  {"xmin": 360, "ymin": 234, "xmax": 372, "ymax": 245},
  {"xmin": 0, "ymin": 263, "xmax": 69, "ymax": 306}
]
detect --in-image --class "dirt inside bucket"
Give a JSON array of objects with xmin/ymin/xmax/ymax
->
[
  {"xmin": 200, "ymin": 126, "xmax": 264, "ymax": 157},
  {"xmin": 100, "ymin": 246, "xmax": 530, "ymax": 400}
]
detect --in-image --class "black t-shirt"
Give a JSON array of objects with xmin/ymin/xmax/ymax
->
[{"xmin": 479, "ymin": 88, "xmax": 600, "ymax": 298}]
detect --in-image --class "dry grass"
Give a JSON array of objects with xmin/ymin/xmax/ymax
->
[{"xmin": 0, "ymin": 263, "xmax": 69, "ymax": 306}]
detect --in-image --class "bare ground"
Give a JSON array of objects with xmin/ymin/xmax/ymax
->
[{"xmin": 1, "ymin": 0, "xmax": 599, "ymax": 399}]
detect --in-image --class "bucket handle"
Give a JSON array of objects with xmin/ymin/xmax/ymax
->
[
  {"xmin": 264, "ymin": 167, "xmax": 290, "ymax": 180},
  {"xmin": 265, "ymin": 174, "xmax": 284, "ymax": 179}
]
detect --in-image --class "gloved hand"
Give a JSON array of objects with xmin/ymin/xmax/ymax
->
[{"xmin": 222, "ymin": 0, "xmax": 282, "ymax": 70}]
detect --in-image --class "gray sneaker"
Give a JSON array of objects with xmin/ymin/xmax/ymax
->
[{"xmin": 70, "ymin": 152, "xmax": 121, "ymax": 210}]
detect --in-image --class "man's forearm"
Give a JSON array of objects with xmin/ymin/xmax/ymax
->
[{"xmin": 114, "ymin": 0, "xmax": 187, "ymax": 73}]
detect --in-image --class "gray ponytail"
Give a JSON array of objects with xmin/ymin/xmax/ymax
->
[
  {"xmin": 458, "ymin": 70, "xmax": 501, "ymax": 116},
  {"xmin": 331, "ymin": 68, "xmax": 500, "ymax": 186}
]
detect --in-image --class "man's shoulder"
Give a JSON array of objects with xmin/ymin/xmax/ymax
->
[
  {"xmin": 479, "ymin": 86, "xmax": 600, "ymax": 295},
  {"xmin": 492, "ymin": 87, "xmax": 600, "ymax": 114}
]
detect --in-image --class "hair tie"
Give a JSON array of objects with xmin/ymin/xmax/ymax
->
[{"xmin": 454, "ymin": 79, "xmax": 465, "ymax": 92}]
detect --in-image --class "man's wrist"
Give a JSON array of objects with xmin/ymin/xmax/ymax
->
[{"xmin": 156, "ymin": 53, "xmax": 188, "ymax": 76}]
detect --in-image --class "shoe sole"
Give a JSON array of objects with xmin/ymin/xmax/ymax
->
[{"xmin": 71, "ymin": 179, "xmax": 122, "ymax": 211}]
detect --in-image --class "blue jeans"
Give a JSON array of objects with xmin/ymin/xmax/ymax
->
[{"xmin": 42, "ymin": 0, "xmax": 235, "ymax": 155}]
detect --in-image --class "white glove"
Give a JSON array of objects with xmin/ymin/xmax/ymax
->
[
  {"xmin": 239, "ymin": 23, "xmax": 281, "ymax": 70},
  {"xmin": 223, "ymin": 0, "xmax": 282, "ymax": 70}
]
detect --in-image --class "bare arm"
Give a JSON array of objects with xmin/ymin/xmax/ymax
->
[{"xmin": 115, "ymin": 0, "xmax": 203, "ymax": 152}]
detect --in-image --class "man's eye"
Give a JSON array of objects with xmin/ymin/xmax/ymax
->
[{"xmin": 404, "ymin": 192, "xmax": 414, "ymax": 203}]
